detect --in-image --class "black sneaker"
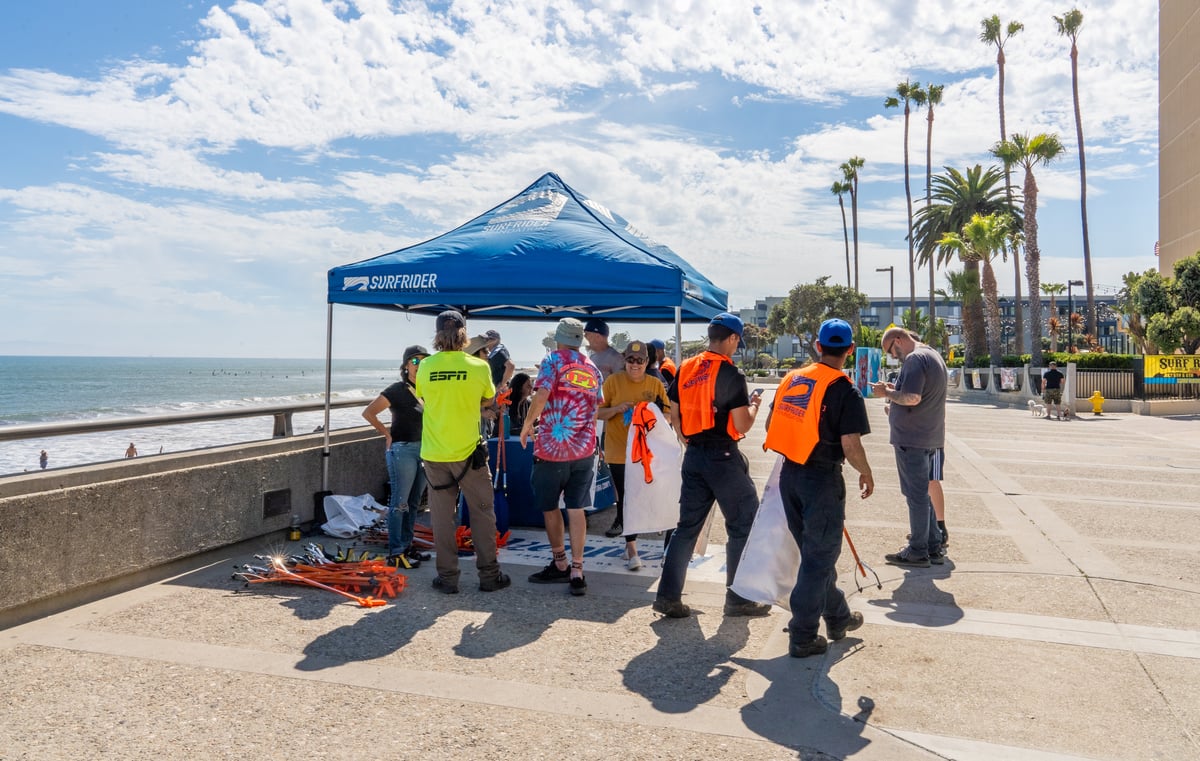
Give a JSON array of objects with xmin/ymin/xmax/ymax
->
[
  {"xmin": 604, "ymin": 521, "xmax": 624, "ymax": 538},
  {"xmin": 405, "ymin": 547, "xmax": 432, "ymax": 562},
  {"xmin": 479, "ymin": 572, "xmax": 511, "ymax": 592},
  {"xmin": 569, "ymin": 575, "xmax": 587, "ymax": 596},
  {"xmin": 827, "ymin": 611, "xmax": 864, "ymax": 641},
  {"xmin": 789, "ymin": 635, "xmax": 828, "ymax": 658},
  {"xmin": 928, "ymin": 548, "xmax": 946, "ymax": 565},
  {"xmin": 723, "ymin": 600, "xmax": 772, "ymax": 617},
  {"xmin": 528, "ymin": 562, "xmax": 570, "ymax": 584},
  {"xmin": 388, "ymin": 553, "xmax": 417, "ymax": 569},
  {"xmin": 885, "ymin": 547, "xmax": 931, "ymax": 568},
  {"xmin": 652, "ymin": 598, "xmax": 690, "ymax": 618},
  {"xmin": 431, "ymin": 576, "xmax": 459, "ymax": 594}
]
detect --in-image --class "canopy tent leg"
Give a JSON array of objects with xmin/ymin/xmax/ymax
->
[
  {"xmin": 321, "ymin": 303, "xmax": 333, "ymax": 493},
  {"xmin": 674, "ymin": 307, "xmax": 682, "ymax": 364}
]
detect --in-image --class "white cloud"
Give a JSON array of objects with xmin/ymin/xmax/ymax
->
[{"xmin": 0, "ymin": 0, "xmax": 1160, "ymax": 358}]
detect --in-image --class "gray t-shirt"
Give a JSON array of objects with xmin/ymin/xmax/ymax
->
[
  {"xmin": 889, "ymin": 343, "xmax": 947, "ymax": 448},
  {"xmin": 589, "ymin": 346, "xmax": 625, "ymax": 381}
]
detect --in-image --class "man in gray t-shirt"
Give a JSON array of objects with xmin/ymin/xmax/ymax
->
[
  {"xmin": 583, "ymin": 318, "xmax": 624, "ymax": 380},
  {"xmin": 872, "ymin": 328, "xmax": 948, "ymax": 568}
]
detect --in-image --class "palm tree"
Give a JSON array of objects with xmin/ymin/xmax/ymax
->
[
  {"xmin": 938, "ymin": 213, "xmax": 1012, "ymax": 365},
  {"xmin": 1047, "ymin": 315, "xmax": 1062, "ymax": 353},
  {"xmin": 992, "ymin": 132, "xmax": 1065, "ymax": 367},
  {"xmin": 940, "ymin": 269, "xmax": 983, "ymax": 359},
  {"xmin": 1041, "ymin": 282, "xmax": 1066, "ymax": 344},
  {"xmin": 1055, "ymin": 8, "xmax": 1096, "ymax": 338},
  {"xmin": 922, "ymin": 84, "xmax": 945, "ymax": 343},
  {"xmin": 832, "ymin": 180, "xmax": 853, "ymax": 288},
  {"xmin": 981, "ymin": 14, "xmax": 1026, "ymax": 353},
  {"xmin": 912, "ymin": 165, "xmax": 1019, "ymax": 365},
  {"xmin": 885, "ymin": 79, "xmax": 921, "ymax": 323},
  {"xmin": 841, "ymin": 157, "xmax": 865, "ymax": 291}
]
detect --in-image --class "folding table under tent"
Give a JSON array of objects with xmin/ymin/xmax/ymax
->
[{"xmin": 319, "ymin": 171, "xmax": 730, "ymax": 491}]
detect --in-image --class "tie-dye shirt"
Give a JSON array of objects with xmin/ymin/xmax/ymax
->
[{"xmin": 532, "ymin": 349, "xmax": 601, "ymax": 461}]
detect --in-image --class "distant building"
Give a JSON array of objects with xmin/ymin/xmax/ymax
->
[{"xmin": 738, "ymin": 292, "xmax": 1129, "ymax": 361}]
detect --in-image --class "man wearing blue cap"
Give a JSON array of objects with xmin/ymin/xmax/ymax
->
[
  {"xmin": 764, "ymin": 318, "xmax": 874, "ymax": 657},
  {"xmin": 654, "ymin": 312, "xmax": 770, "ymax": 619}
]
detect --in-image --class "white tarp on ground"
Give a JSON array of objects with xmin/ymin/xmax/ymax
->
[{"xmin": 321, "ymin": 493, "xmax": 386, "ymax": 538}]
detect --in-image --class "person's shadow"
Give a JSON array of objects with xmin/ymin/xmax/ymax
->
[
  {"xmin": 621, "ymin": 613, "xmax": 751, "ymax": 713},
  {"xmin": 868, "ymin": 560, "xmax": 963, "ymax": 627},
  {"xmin": 293, "ymin": 589, "xmax": 447, "ymax": 671},
  {"xmin": 736, "ymin": 638, "xmax": 875, "ymax": 758}
]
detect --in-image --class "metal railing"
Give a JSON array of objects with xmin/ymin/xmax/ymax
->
[
  {"xmin": 1074, "ymin": 369, "xmax": 1135, "ymax": 400},
  {"xmin": 0, "ymin": 398, "xmax": 373, "ymax": 444}
]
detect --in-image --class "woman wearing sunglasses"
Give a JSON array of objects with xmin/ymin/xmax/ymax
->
[
  {"xmin": 362, "ymin": 344, "xmax": 431, "ymax": 567},
  {"xmin": 596, "ymin": 340, "xmax": 670, "ymax": 569}
]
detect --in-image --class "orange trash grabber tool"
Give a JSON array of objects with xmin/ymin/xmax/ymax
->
[
  {"xmin": 842, "ymin": 527, "xmax": 882, "ymax": 592},
  {"xmin": 271, "ymin": 558, "xmax": 387, "ymax": 607}
]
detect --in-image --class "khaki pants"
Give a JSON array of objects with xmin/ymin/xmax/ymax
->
[{"xmin": 424, "ymin": 458, "xmax": 500, "ymax": 585}]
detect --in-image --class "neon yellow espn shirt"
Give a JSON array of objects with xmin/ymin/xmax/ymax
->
[{"xmin": 414, "ymin": 351, "xmax": 496, "ymax": 462}]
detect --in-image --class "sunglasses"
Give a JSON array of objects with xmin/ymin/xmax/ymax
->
[
  {"xmin": 409, "ymin": 357, "xmax": 425, "ymax": 365},
  {"xmin": 625, "ymin": 357, "xmax": 647, "ymax": 365}
]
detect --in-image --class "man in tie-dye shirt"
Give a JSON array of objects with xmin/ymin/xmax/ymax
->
[{"xmin": 519, "ymin": 317, "xmax": 602, "ymax": 597}]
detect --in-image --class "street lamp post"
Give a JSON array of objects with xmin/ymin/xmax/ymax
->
[
  {"xmin": 1067, "ymin": 279, "xmax": 1084, "ymax": 354},
  {"xmin": 876, "ymin": 266, "xmax": 895, "ymax": 327}
]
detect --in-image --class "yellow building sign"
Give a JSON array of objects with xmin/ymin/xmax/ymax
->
[{"xmin": 1144, "ymin": 355, "xmax": 1200, "ymax": 384}]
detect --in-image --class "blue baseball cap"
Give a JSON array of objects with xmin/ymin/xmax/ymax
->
[
  {"xmin": 818, "ymin": 318, "xmax": 854, "ymax": 348},
  {"xmin": 709, "ymin": 312, "xmax": 744, "ymax": 336},
  {"xmin": 583, "ymin": 318, "xmax": 609, "ymax": 337},
  {"xmin": 647, "ymin": 339, "xmax": 665, "ymax": 351}
]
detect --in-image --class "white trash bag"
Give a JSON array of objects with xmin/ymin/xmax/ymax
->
[
  {"xmin": 321, "ymin": 493, "xmax": 386, "ymax": 538},
  {"xmin": 622, "ymin": 402, "xmax": 683, "ymax": 536},
  {"xmin": 730, "ymin": 456, "xmax": 799, "ymax": 609}
]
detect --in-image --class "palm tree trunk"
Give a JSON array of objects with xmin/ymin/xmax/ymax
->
[
  {"xmin": 1024, "ymin": 170, "xmax": 1044, "ymax": 367},
  {"xmin": 903, "ymin": 105, "xmax": 916, "ymax": 323},
  {"xmin": 926, "ymin": 104, "xmax": 936, "ymax": 344},
  {"xmin": 963, "ymin": 260, "xmax": 987, "ymax": 364},
  {"xmin": 982, "ymin": 258, "xmax": 1002, "ymax": 365},
  {"xmin": 1070, "ymin": 41, "xmax": 1096, "ymax": 337},
  {"xmin": 851, "ymin": 183, "xmax": 860, "ymax": 292},
  {"xmin": 839, "ymin": 196, "xmax": 851, "ymax": 288},
  {"xmin": 998, "ymin": 47, "xmax": 1025, "ymax": 355}
]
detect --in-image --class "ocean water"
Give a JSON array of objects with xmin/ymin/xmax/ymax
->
[{"xmin": 0, "ymin": 356, "xmax": 402, "ymax": 475}]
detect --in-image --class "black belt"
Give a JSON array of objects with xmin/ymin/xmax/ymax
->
[{"xmin": 687, "ymin": 439, "xmax": 738, "ymax": 449}]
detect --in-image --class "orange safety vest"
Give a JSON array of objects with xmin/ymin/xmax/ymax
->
[
  {"xmin": 629, "ymin": 402, "xmax": 658, "ymax": 483},
  {"xmin": 764, "ymin": 362, "xmax": 848, "ymax": 465},
  {"xmin": 660, "ymin": 357, "xmax": 677, "ymax": 379},
  {"xmin": 677, "ymin": 351, "xmax": 742, "ymax": 440}
]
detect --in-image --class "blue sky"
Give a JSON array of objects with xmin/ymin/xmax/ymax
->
[{"xmin": 0, "ymin": 0, "xmax": 1158, "ymax": 363}]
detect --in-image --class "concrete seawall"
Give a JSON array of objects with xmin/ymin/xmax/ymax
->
[{"xmin": 0, "ymin": 429, "xmax": 386, "ymax": 616}]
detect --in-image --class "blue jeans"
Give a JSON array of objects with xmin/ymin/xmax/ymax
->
[
  {"xmin": 780, "ymin": 460, "xmax": 851, "ymax": 642},
  {"xmin": 657, "ymin": 442, "xmax": 758, "ymax": 604},
  {"xmin": 386, "ymin": 441, "xmax": 426, "ymax": 556},
  {"xmin": 894, "ymin": 445, "xmax": 941, "ymax": 557}
]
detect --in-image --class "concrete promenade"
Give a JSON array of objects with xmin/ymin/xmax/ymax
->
[{"xmin": 3, "ymin": 395, "xmax": 1199, "ymax": 760}]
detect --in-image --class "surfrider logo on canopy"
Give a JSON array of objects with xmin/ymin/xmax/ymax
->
[
  {"xmin": 486, "ymin": 189, "xmax": 567, "ymax": 233},
  {"xmin": 341, "ymin": 274, "xmax": 439, "ymax": 292}
]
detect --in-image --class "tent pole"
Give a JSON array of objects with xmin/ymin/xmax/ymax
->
[
  {"xmin": 321, "ymin": 303, "xmax": 333, "ymax": 493},
  {"xmin": 674, "ymin": 307, "xmax": 682, "ymax": 364}
]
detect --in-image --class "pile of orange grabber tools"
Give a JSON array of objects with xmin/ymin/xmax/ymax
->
[{"xmin": 234, "ymin": 544, "xmax": 407, "ymax": 607}]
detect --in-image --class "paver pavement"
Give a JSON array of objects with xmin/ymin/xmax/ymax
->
[{"xmin": 2, "ymin": 395, "xmax": 1199, "ymax": 760}]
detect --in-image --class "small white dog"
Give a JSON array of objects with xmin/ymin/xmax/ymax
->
[{"xmin": 1027, "ymin": 399, "xmax": 1047, "ymax": 417}]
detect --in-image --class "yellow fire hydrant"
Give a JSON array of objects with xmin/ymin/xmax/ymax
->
[{"xmin": 1088, "ymin": 390, "xmax": 1105, "ymax": 415}]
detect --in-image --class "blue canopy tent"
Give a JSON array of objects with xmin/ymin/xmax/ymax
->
[
  {"xmin": 326, "ymin": 171, "xmax": 728, "ymax": 321},
  {"xmin": 319, "ymin": 172, "xmax": 729, "ymax": 489}
]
